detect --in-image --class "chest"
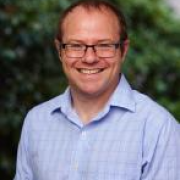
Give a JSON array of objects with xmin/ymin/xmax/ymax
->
[{"xmin": 30, "ymin": 120, "xmax": 143, "ymax": 180}]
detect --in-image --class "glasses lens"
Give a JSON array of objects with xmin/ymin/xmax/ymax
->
[
  {"xmin": 66, "ymin": 50, "xmax": 84, "ymax": 57},
  {"xmin": 64, "ymin": 43, "xmax": 118, "ymax": 58},
  {"xmin": 65, "ymin": 44, "xmax": 84, "ymax": 57},
  {"xmin": 95, "ymin": 44, "xmax": 116, "ymax": 57}
]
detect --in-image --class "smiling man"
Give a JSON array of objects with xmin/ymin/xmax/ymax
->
[
  {"xmin": 54, "ymin": 3, "xmax": 128, "ymax": 123},
  {"xmin": 14, "ymin": 0, "xmax": 180, "ymax": 180}
]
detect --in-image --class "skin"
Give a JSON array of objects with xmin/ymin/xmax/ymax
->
[{"xmin": 55, "ymin": 6, "xmax": 129, "ymax": 123}]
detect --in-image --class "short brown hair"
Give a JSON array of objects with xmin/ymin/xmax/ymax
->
[{"xmin": 56, "ymin": 0, "xmax": 128, "ymax": 43}]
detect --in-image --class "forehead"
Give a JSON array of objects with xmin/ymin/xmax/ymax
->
[{"xmin": 61, "ymin": 6, "xmax": 120, "ymax": 41}]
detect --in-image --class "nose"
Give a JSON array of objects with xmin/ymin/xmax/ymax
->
[{"xmin": 81, "ymin": 47, "xmax": 99, "ymax": 63}]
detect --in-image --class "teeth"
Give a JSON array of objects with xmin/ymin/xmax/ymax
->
[{"xmin": 79, "ymin": 69, "xmax": 101, "ymax": 74}]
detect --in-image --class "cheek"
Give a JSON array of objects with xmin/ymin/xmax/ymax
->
[
  {"xmin": 60, "ymin": 59, "xmax": 70, "ymax": 76},
  {"xmin": 60, "ymin": 54, "xmax": 70, "ymax": 68},
  {"xmin": 62, "ymin": 63, "xmax": 71, "ymax": 76},
  {"xmin": 110, "ymin": 60, "xmax": 123, "ymax": 75},
  {"xmin": 61, "ymin": 59, "xmax": 77, "ymax": 78},
  {"xmin": 113, "ymin": 54, "xmax": 124, "ymax": 68}
]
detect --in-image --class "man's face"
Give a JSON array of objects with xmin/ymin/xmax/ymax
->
[{"xmin": 57, "ymin": 7, "xmax": 128, "ymax": 98}]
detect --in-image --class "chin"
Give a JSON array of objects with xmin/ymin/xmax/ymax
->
[
  {"xmin": 81, "ymin": 89, "xmax": 100, "ymax": 96},
  {"xmin": 79, "ymin": 85, "xmax": 109, "ymax": 98}
]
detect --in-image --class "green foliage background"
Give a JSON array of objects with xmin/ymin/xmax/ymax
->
[{"xmin": 1, "ymin": 0, "xmax": 180, "ymax": 179}]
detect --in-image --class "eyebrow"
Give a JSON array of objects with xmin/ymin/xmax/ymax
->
[{"xmin": 64, "ymin": 39, "xmax": 118, "ymax": 44}]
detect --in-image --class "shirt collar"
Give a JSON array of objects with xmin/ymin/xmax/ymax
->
[
  {"xmin": 51, "ymin": 87, "xmax": 72, "ymax": 114},
  {"xmin": 108, "ymin": 74, "xmax": 136, "ymax": 112},
  {"xmin": 51, "ymin": 74, "xmax": 136, "ymax": 114}
]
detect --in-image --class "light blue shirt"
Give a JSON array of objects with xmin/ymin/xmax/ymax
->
[{"xmin": 14, "ymin": 75, "xmax": 180, "ymax": 180}]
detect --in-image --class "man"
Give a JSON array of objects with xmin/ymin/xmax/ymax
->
[{"xmin": 14, "ymin": 0, "xmax": 180, "ymax": 180}]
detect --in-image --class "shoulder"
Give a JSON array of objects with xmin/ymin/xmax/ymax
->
[
  {"xmin": 23, "ymin": 94, "xmax": 64, "ymax": 127},
  {"xmin": 29, "ymin": 94, "xmax": 63, "ymax": 114},
  {"xmin": 133, "ymin": 90, "xmax": 172, "ymax": 116},
  {"xmin": 132, "ymin": 89, "xmax": 178, "ymax": 132}
]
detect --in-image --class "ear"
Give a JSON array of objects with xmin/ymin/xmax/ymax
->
[
  {"xmin": 54, "ymin": 39, "xmax": 61, "ymax": 59},
  {"xmin": 121, "ymin": 39, "xmax": 129, "ymax": 61}
]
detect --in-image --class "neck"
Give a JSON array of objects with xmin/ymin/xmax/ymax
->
[
  {"xmin": 72, "ymin": 94, "xmax": 105, "ymax": 124},
  {"xmin": 70, "ymin": 78, "xmax": 120, "ymax": 124}
]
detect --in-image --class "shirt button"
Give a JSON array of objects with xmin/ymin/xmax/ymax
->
[
  {"xmin": 81, "ymin": 131, "xmax": 87, "ymax": 140},
  {"xmin": 74, "ymin": 162, "xmax": 78, "ymax": 170},
  {"xmin": 82, "ymin": 131, "xmax": 86, "ymax": 137}
]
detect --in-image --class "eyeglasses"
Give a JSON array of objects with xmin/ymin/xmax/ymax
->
[{"xmin": 60, "ymin": 42, "xmax": 122, "ymax": 58}]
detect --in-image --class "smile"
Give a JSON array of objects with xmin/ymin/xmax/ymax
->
[{"xmin": 77, "ymin": 68, "xmax": 103, "ymax": 74}]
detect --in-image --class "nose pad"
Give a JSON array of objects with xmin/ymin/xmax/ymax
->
[{"xmin": 81, "ymin": 47, "xmax": 98, "ymax": 63}]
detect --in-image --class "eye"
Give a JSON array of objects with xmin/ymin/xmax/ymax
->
[
  {"xmin": 67, "ymin": 44, "xmax": 84, "ymax": 51},
  {"xmin": 96, "ymin": 44, "xmax": 114, "ymax": 50}
]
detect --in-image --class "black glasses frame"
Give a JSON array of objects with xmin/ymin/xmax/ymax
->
[{"xmin": 59, "ymin": 41, "xmax": 124, "ymax": 58}]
